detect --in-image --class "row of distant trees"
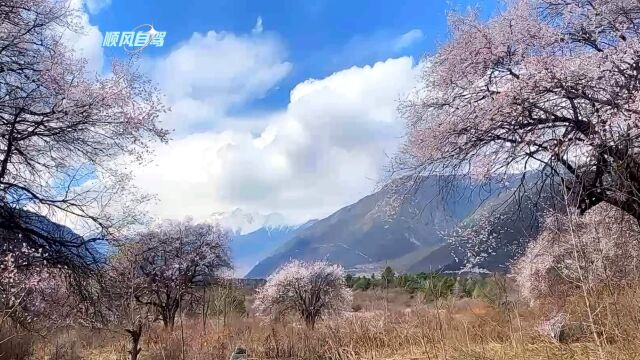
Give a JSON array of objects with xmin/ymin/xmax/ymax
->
[{"xmin": 345, "ymin": 267, "xmax": 506, "ymax": 302}]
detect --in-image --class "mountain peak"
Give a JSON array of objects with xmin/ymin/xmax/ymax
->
[{"xmin": 210, "ymin": 209, "xmax": 290, "ymax": 235}]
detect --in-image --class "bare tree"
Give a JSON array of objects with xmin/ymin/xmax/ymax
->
[
  {"xmin": 253, "ymin": 260, "xmax": 352, "ymax": 329},
  {"xmin": 397, "ymin": 0, "xmax": 640, "ymax": 221},
  {"xmin": 120, "ymin": 219, "xmax": 231, "ymax": 331},
  {"xmin": 205, "ymin": 279, "xmax": 246, "ymax": 328}
]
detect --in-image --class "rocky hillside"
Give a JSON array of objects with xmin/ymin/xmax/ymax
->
[{"xmin": 245, "ymin": 175, "xmax": 513, "ymax": 278}]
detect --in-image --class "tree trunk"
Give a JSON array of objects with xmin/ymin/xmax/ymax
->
[
  {"xmin": 303, "ymin": 314, "xmax": 316, "ymax": 330},
  {"xmin": 162, "ymin": 302, "xmax": 179, "ymax": 331},
  {"xmin": 161, "ymin": 313, "xmax": 169, "ymax": 329},
  {"xmin": 125, "ymin": 322, "xmax": 143, "ymax": 360},
  {"xmin": 571, "ymin": 158, "xmax": 640, "ymax": 222},
  {"xmin": 202, "ymin": 287, "xmax": 208, "ymax": 332},
  {"xmin": 164, "ymin": 316, "xmax": 175, "ymax": 331},
  {"xmin": 180, "ymin": 301, "xmax": 185, "ymax": 360}
]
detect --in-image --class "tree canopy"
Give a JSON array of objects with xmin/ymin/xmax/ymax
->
[{"xmin": 398, "ymin": 0, "xmax": 640, "ymax": 220}]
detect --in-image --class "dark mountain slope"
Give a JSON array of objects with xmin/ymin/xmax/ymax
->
[
  {"xmin": 407, "ymin": 179, "xmax": 557, "ymax": 273},
  {"xmin": 0, "ymin": 206, "xmax": 100, "ymax": 270},
  {"xmin": 246, "ymin": 176, "xmax": 502, "ymax": 278}
]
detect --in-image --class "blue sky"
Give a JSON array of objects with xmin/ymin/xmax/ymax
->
[
  {"xmin": 75, "ymin": 0, "xmax": 500, "ymax": 229},
  {"xmin": 93, "ymin": 0, "xmax": 498, "ymax": 112}
]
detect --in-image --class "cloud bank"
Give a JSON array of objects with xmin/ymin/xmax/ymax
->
[
  {"xmin": 133, "ymin": 28, "xmax": 418, "ymax": 223},
  {"xmin": 152, "ymin": 31, "xmax": 292, "ymax": 134},
  {"xmin": 62, "ymin": 11, "xmax": 421, "ymax": 225}
]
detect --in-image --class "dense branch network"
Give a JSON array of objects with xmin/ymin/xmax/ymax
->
[{"xmin": 397, "ymin": 0, "xmax": 640, "ymax": 221}]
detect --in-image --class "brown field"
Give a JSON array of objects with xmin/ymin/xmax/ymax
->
[{"xmin": 4, "ymin": 286, "xmax": 640, "ymax": 360}]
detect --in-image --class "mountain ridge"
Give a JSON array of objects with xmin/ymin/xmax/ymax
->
[{"xmin": 245, "ymin": 175, "xmax": 515, "ymax": 279}]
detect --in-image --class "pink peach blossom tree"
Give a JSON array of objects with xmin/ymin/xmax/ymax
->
[
  {"xmin": 397, "ymin": 0, "xmax": 640, "ymax": 221},
  {"xmin": 253, "ymin": 260, "xmax": 352, "ymax": 329},
  {"xmin": 513, "ymin": 203, "xmax": 640, "ymax": 302},
  {"xmin": 115, "ymin": 219, "xmax": 232, "ymax": 330},
  {"xmin": 0, "ymin": 0, "xmax": 168, "ymax": 275}
]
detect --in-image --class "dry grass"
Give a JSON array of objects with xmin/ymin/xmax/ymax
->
[{"xmin": 7, "ymin": 287, "xmax": 640, "ymax": 359}]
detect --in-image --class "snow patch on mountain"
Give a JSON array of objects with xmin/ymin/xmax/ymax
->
[{"xmin": 210, "ymin": 208, "xmax": 290, "ymax": 235}]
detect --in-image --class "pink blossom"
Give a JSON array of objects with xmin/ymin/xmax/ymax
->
[{"xmin": 253, "ymin": 260, "xmax": 352, "ymax": 329}]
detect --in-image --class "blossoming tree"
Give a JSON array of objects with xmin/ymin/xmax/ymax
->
[
  {"xmin": 0, "ymin": 248, "xmax": 77, "ymax": 334},
  {"xmin": 253, "ymin": 260, "xmax": 352, "ymax": 329},
  {"xmin": 513, "ymin": 203, "xmax": 640, "ymax": 302},
  {"xmin": 0, "ymin": 0, "xmax": 168, "ymax": 278},
  {"xmin": 397, "ymin": 0, "xmax": 640, "ymax": 221},
  {"xmin": 117, "ymin": 219, "xmax": 231, "ymax": 330},
  {"xmin": 102, "ymin": 243, "xmax": 157, "ymax": 360}
]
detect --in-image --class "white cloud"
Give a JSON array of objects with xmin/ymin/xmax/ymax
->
[
  {"xmin": 325, "ymin": 29, "xmax": 424, "ymax": 69},
  {"xmin": 150, "ymin": 31, "xmax": 291, "ymax": 133},
  {"xmin": 54, "ymin": 13, "xmax": 419, "ymax": 225},
  {"xmin": 133, "ymin": 57, "xmax": 418, "ymax": 224},
  {"xmin": 394, "ymin": 29, "xmax": 423, "ymax": 51},
  {"xmin": 252, "ymin": 16, "xmax": 264, "ymax": 34},
  {"xmin": 65, "ymin": 0, "xmax": 105, "ymax": 74},
  {"xmin": 85, "ymin": 0, "xmax": 111, "ymax": 14}
]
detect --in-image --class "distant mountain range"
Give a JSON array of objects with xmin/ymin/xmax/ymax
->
[
  {"xmin": 211, "ymin": 209, "xmax": 308, "ymax": 276},
  {"xmin": 245, "ymin": 175, "xmax": 547, "ymax": 279},
  {"xmin": 230, "ymin": 220, "xmax": 316, "ymax": 277}
]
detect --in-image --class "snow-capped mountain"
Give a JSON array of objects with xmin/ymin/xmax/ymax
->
[
  {"xmin": 210, "ymin": 208, "xmax": 289, "ymax": 235},
  {"xmin": 229, "ymin": 219, "xmax": 317, "ymax": 277},
  {"xmin": 210, "ymin": 208, "xmax": 317, "ymax": 276}
]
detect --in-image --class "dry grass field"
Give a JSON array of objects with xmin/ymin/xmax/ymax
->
[{"xmin": 4, "ymin": 285, "xmax": 640, "ymax": 360}]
